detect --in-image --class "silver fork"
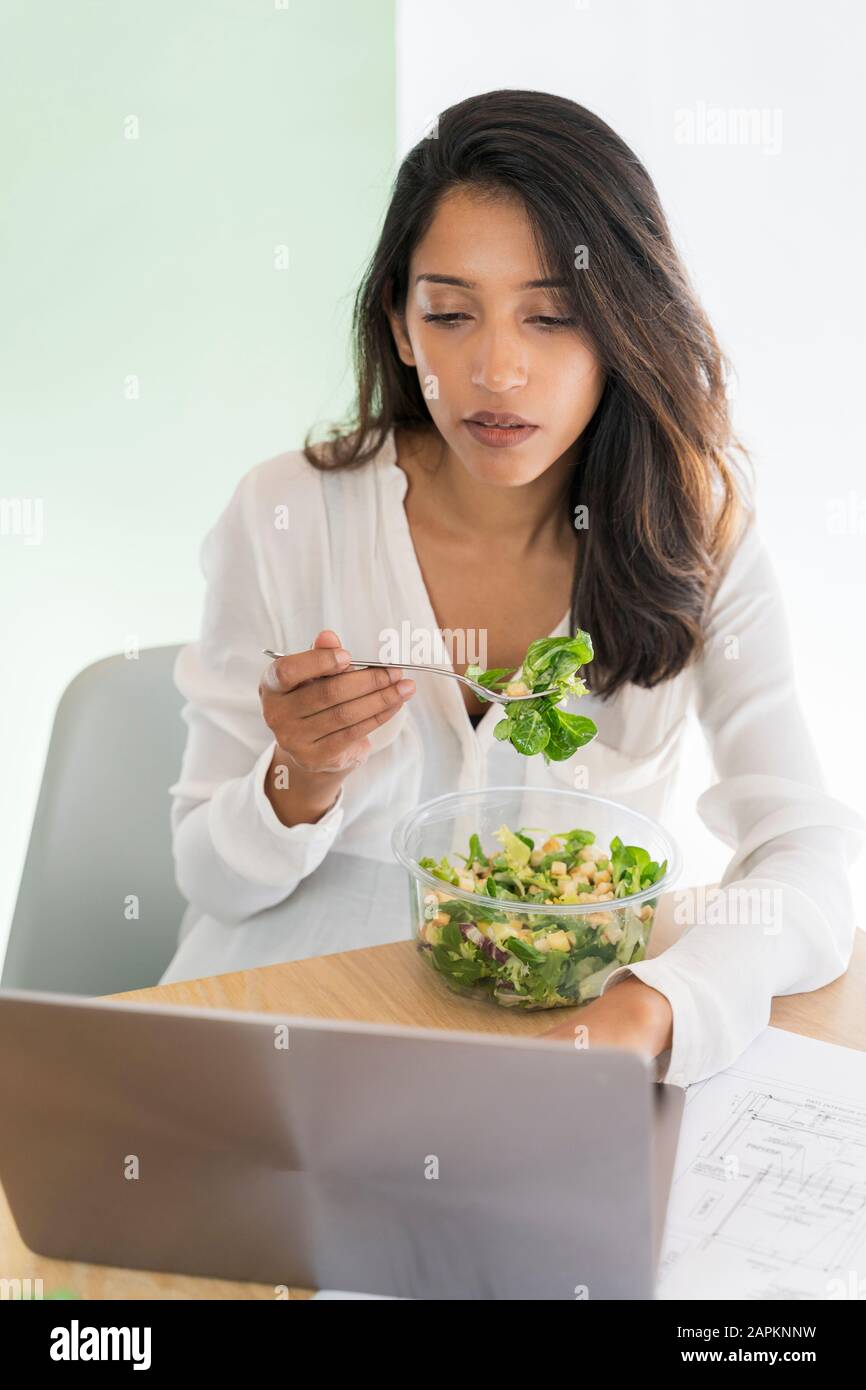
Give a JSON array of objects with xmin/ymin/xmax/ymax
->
[{"xmin": 261, "ymin": 650, "xmax": 559, "ymax": 705}]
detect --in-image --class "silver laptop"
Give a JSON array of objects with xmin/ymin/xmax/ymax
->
[{"xmin": 0, "ymin": 988, "xmax": 684, "ymax": 1299}]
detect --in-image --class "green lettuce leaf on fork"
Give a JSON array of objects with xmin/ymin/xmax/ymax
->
[{"xmin": 466, "ymin": 632, "xmax": 598, "ymax": 763}]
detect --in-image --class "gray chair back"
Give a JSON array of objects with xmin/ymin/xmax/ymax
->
[{"xmin": 2, "ymin": 645, "xmax": 187, "ymax": 995}]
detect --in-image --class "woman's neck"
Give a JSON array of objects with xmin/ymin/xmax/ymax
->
[{"xmin": 397, "ymin": 426, "xmax": 578, "ymax": 555}]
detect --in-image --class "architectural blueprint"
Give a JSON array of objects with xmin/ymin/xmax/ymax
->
[{"xmin": 657, "ymin": 1027, "xmax": 866, "ymax": 1300}]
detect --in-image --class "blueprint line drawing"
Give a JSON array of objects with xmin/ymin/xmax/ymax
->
[{"xmin": 656, "ymin": 1028, "xmax": 866, "ymax": 1300}]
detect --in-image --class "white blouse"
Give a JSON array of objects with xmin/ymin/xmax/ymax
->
[{"xmin": 159, "ymin": 425, "xmax": 865, "ymax": 1088}]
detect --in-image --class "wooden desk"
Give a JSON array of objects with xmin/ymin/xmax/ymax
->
[{"xmin": 3, "ymin": 895, "xmax": 864, "ymax": 1300}]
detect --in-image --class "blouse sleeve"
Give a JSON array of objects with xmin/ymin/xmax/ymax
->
[
  {"xmin": 169, "ymin": 466, "xmax": 345, "ymax": 926},
  {"xmin": 599, "ymin": 513, "xmax": 866, "ymax": 1087}
]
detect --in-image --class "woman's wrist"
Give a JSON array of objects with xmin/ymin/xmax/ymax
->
[
  {"xmin": 264, "ymin": 746, "xmax": 347, "ymax": 827},
  {"xmin": 612, "ymin": 976, "xmax": 674, "ymax": 1056},
  {"xmin": 540, "ymin": 974, "xmax": 673, "ymax": 1060}
]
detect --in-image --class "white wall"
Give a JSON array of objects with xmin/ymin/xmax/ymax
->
[
  {"xmin": 0, "ymin": 2, "xmax": 396, "ymax": 964},
  {"xmin": 396, "ymin": 0, "xmax": 866, "ymax": 917}
]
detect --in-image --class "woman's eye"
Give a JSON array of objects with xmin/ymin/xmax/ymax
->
[{"xmin": 422, "ymin": 313, "xmax": 576, "ymax": 332}]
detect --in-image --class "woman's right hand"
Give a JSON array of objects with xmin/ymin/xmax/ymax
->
[{"xmin": 258, "ymin": 629, "xmax": 415, "ymax": 779}]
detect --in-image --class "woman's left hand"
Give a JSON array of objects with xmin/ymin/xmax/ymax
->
[{"xmin": 539, "ymin": 976, "xmax": 673, "ymax": 1063}]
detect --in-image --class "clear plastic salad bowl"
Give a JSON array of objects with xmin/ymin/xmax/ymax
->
[{"xmin": 391, "ymin": 786, "xmax": 681, "ymax": 1011}]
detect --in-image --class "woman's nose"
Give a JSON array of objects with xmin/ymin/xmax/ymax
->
[{"xmin": 470, "ymin": 329, "xmax": 528, "ymax": 392}]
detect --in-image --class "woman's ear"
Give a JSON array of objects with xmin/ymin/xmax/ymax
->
[{"xmin": 384, "ymin": 281, "xmax": 417, "ymax": 368}]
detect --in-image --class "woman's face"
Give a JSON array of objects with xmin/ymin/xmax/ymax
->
[{"xmin": 388, "ymin": 185, "xmax": 606, "ymax": 487}]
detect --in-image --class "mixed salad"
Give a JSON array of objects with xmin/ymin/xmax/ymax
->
[
  {"xmin": 466, "ymin": 634, "xmax": 597, "ymax": 763},
  {"xmin": 417, "ymin": 823, "xmax": 668, "ymax": 1009}
]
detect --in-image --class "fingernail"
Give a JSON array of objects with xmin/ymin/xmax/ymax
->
[
  {"xmin": 396, "ymin": 678, "xmax": 415, "ymax": 695},
  {"xmin": 334, "ymin": 649, "xmax": 351, "ymax": 664}
]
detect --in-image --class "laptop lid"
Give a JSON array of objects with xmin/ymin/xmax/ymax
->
[{"xmin": 0, "ymin": 989, "xmax": 682, "ymax": 1300}]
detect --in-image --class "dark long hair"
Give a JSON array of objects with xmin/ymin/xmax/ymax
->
[{"xmin": 303, "ymin": 89, "xmax": 751, "ymax": 699}]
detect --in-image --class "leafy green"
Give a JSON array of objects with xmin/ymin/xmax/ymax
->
[
  {"xmin": 508, "ymin": 705, "xmax": 551, "ymax": 756},
  {"xmin": 469, "ymin": 633, "xmax": 598, "ymax": 764},
  {"xmin": 555, "ymin": 827, "xmax": 596, "ymax": 852},
  {"xmin": 492, "ymin": 823, "xmax": 532, "ymax": 869},
  {"xmin": 465, "ymin": 665, "xmax": 513, "ymax": 691},
  {"xmin": 456, "ymin": 832, "xmax": 490, "ymax": 872},
  {"xmin": 438, "ymin": 919, "xmax": 463, "ymax": 950},
  {"xmin": 430, "ymin": 945, "xmax": 487, "ymax": 987},
  {"xmin": 417, "ymin": 855, "xmax": 459, "ymax": 885},
  {"xmin": 609, "ymin": 836, "xmax": 668, "ymax": 898},
  {"xmin": 485, "ymin": 877, "xmax": 521, "ymax": 901},
  {"xmin": 503, "ymin": 936, "xmax": 546, "ymax": 965}
]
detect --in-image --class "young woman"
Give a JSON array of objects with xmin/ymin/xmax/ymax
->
[{"xmin": 159, "ymin": 90, "xmax": 863, "ymax": 1087}]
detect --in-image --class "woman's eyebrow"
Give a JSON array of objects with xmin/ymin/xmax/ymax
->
[{"xmin": 414, "ymin": 273, "xmax": 569, "ymax": 291}]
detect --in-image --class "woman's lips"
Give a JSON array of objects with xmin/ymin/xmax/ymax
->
[{"xmin": 463, "ymin": 420, "xmax": 539, "ymax": 448}]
